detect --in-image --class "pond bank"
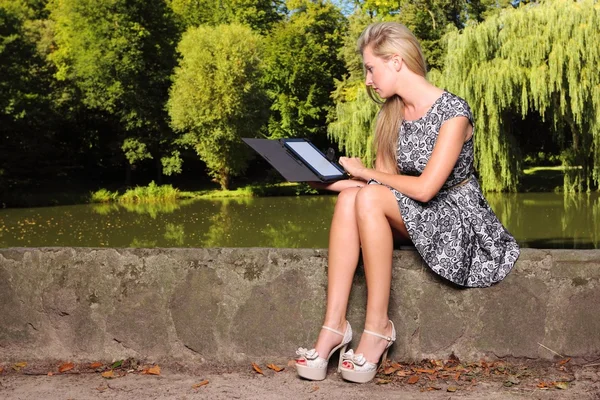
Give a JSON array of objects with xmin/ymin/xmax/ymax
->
[{"xmin": 0, "ymin": 248, "xmax": 599, "ymax": 364}]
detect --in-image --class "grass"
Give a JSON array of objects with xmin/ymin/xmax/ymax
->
[
  {"xmin": 89, "ymin": 181, "xmax": 321, "ymax": 205},
  {"xmin": 90, "ymin": 181, "xmax": 179, "ymax": 204}
]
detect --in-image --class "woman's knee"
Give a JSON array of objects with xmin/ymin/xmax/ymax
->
[
  {"xmin": 354, "ymin": 185, "xmax": 388, "ymax": 219},
  {"xmin": 335, "ymin": 187, "xmax": 361, "ymax": 211}
]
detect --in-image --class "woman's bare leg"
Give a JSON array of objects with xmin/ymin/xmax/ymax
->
[
  {"xmin": 311, "ymin": 187, "xmax": 362, "ymax": 358},
  {"xmin": 344, "ymin": 185, "xmax": 408, "ymax": 365}
]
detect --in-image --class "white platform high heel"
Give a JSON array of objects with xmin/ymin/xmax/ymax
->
[
  {"xmin": 295, "ymin": 321, "xmax": 353, "ymax": 381},
  {"xmin": 340, "ymin": 320, "xmax": 396, "ymax": 383}
]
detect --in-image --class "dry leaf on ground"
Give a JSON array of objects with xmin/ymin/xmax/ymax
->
[
  {"xmin": 555, "ymin": 381, "xmax": 569, "ymax": 389},
  {"xmin": 266, "ymin": 364, "xmax": 284, "ymax": 372},
  {"xmin": 101, "ymin": 370, "xmax": 115, "ymax": 379},
  {"xmin": 407, "ymin": 375, "xmax": 420, "ymax": 384},
  {"xmin": 447, "ymin": 386, "xmax": 458, "ymax": 392},
  {"xmin": 58, "ymin": 362, "xmax": 74, "ymax": 373},
  {"xmin": 251, "ymin": 362, "xmax": 264, "ymax": 375},
  {"xmin": 47, "ymin": 372, "xmax": 53, "ymax": 376},
  {"xmin": 90, "ymin": 362, "xmax": 103, "ymax": 369},
  {"xmin": 376, "ymin": 378, "xmax": 392, "ymax": 384},
  {"xmin": 383, "ymin": 365, "xmax": 398, "ymax": 375},
  {"xmin": 143, "ymin": 365, "xmax": 161, "ymax": 375},
  {"xmin": 0, "ymin": 367, "xmax": 4, "ymax": 374},
  {"xmin": 559, "ymin": 358, "xmax": 571, "ymax": 365},
  {"xmin": 13, "ymin": 362, "xmax": 27, "ymax": 371},
  {"xmin": 310, "ymin": 385, "xmax": 319, "ymax": 393},
  {"xmin": 192, "ymin": 380, "xmax": 209, "ymax": 389}
]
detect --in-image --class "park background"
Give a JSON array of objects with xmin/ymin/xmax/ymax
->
[{"xmin": 1, "ymin": 0, "xmax": 599, "ymax": 248}]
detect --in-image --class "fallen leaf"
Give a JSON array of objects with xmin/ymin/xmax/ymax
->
[
  {"xmin": 427, "ymin": 385, "xmax": 442, "ymax": 391},
  {"xmin": 383, "ymin": 365, "xmax": 398, "ymax": 375},
  {"xmin": 310, "ymin": 385, "xmax": 319, "ymax": 393},
  {"xmin": 192, "ymin": 380, "xmax": 209, "ymax": 389},
  {"xmin": 101, "ymin": 370, "xmax": 115, "ymax": 379},
  {"xmin": 251, "ymin": 362, "xmax": 264, "ymax": 375},
  {"xmin": 390, "ymin": 362, "xmax": 402, "ymax": 369},
  {"xmin": 47, "ymin": 372, "xmax": 53, "ymax": 376},
  {"xmin": 90, "ymin": 362, "xmax": 103, "ymax": 369},
  {"xmin": 396, "ymin": 370, "xmax": 409, "ymax": 377},
  {"xmin": 267, "ymin": 364, "xmax": 284, "ymax": 372},
  {"xmin": 559, "ymin": 358, "xmax": 571, "ymax": 365},
  {"xmin": 111, "ymin": 360, "xmax": 123, "ymax": 369},
  {"xmin": 143, "ymin": 365, "xmax": 161, "ymax": 375},
  {"xmin": 416, "ymin": 368, "xmax": 436, "ymax": 374},
  {"xmin": 407, "ymin": 375, "xmax": 420, "ymax": 384},
  {"xmin": 0, "ymin": 367, "xmax": 4, "ymax": 374},
  {"xmin": 12, "ymin": 362, "xmax": 27, "ymax": 371},
  {"xmin": 376, "ymin": 378, "xmax": 392, "ymax": 384},
  {"xmin": 59, "ymin": 362, "xmax": 74, "ymax": 373},
  {"xmin": 447, "ymin": 386, "xmax": 458, "ymax": 392},
  {"xmin": 555, "ymin": 381, "xmax": 569, "ymax": 390}
]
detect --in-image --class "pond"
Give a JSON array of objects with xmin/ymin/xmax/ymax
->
[{"xmin": 0, "ymin": 192, "xmax": 599, "ymax": 249}]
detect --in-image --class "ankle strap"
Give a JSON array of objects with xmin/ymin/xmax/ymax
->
[
  {"xmin": 321, "ymin": 323, "xmax": 345, "ymax": 337},
  {"xmin": 363, "ymin": 321, "xmax": 394, "ymax": 342}
]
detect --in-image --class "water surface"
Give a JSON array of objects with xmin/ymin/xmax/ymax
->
[{"xmin": 1, "ymin": 193, "xmax": 598, "ymax": 249}]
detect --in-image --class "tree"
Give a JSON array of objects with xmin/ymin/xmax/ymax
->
[
  {"xmin": 47, "ymin": 0, "xmax": 180, "ymax": 183},
  {"xmin": 167, "ymin": 0, "xmax": 285, "ymax": 32},
  {"xmin": 262, "ymin": 0, "xmax": 347, "ymax": 146},
  {"xmin": 0, "ymin": 0, "xmax": 61, "ymax": 192},
  {"xmin": 437, "ymin": 0, "xmax": 600, "ymax": 192},
  {"xmin": 168, "ymin": 24, "xmax": 268, "ymax": 190}
]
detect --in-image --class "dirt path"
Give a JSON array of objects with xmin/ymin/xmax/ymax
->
[{"xmin": 1, "ymin": 359, "xmax": 599, "ymax": 400}]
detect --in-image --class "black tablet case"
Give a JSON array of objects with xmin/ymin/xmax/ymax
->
[{"xmin": 242, "ymin": 138, "xmax": 339, "ymax": 182}]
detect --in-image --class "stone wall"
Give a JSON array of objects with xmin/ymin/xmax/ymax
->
[{"xmin": 0, "ymin": 248, "xmax": 599, "ymax": 364}]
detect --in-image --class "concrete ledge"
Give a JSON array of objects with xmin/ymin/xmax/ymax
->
[{"xmin": 0, "ymin": 248, "xmax": 599, "ymax": 364}]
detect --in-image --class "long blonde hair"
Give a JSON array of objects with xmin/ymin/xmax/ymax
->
[{"xmin": 357, "ymin": 22, "xmax": 427, "ymax": 173}]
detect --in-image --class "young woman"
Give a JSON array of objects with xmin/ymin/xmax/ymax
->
[{"xmin": 294, "ymin": 22, "xmax": 520, "ymax": 383}]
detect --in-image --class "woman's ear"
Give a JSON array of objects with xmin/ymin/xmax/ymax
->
[{"xmin": 392, "ymin": 55, "xmax": 403, "ymax": 71}]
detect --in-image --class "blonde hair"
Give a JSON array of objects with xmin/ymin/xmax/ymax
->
[{"xmin": 357, "ymin": 22, "xmax": 427, "ymax": 173}]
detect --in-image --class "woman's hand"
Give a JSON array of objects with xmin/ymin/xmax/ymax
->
[{"xmin": 339, "ymin": 157, "xmax": 368, "ymax": 180}]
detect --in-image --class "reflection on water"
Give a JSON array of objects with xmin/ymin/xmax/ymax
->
[{"xmin": 0, "ymin": 193, "xmax": 599, "ymax": 249}]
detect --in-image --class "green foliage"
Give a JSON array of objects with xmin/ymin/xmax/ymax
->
[
  {"xmin": 120, "ymin": 181, "xmax": 179, "ymax": 203},
  {"xmin": 262, "ymin": 0, "xmax": 347, "ymax": 143},
  {"xmin": 90, "ymin": 188, "xmax": 119, "ymax": 203},
  {"xmin": 47, "ymin": 0, "xmax": 180, "ymax": 173},
  {"xmin": 121, "ymin": 138, "xmax": 152, "ymax": 165},
  {"xmin": 167, "ymin": 0, "xmax": 285, "ymax": 31},
  {"xmin": 168, "ymin": 23, "xmax": 268, "ymax": 189},
  {"xmin": 437, "ymin": 0, "xmax": 600, "ymax": 192}
]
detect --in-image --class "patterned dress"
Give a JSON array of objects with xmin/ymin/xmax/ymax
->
[{"xmin": 369, "ymin": 91, "xmax": 520, "ymax": 288}]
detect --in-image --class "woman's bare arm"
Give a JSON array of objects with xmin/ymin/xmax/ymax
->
[{"xmin": 339, "ymin": 116, "xmax": 472, "ymax": 202}]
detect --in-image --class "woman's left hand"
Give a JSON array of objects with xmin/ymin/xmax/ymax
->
[{"xmin": 339, "ymin": 157, "xmax": 368, "ymax": 180}]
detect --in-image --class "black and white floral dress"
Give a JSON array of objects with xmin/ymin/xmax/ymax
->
[{"xmin": 369, "ymin": 91, "xmax": 520, "ymax": 288}]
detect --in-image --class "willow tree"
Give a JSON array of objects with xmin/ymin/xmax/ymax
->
[
  {"xmin": 168, "ymin": 24, "xmax": 267, "ymax": 190},
  {"xmin": 437, "ymin": 0, "xmax": 600, "ymax": 192}
]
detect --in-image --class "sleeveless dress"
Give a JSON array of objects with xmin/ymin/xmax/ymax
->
[{"xmin": 369, "ymin": 91, "xmax": 520, "ymax": 288}]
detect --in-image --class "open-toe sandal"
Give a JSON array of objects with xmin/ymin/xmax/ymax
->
[
  {"xmin": 340, "ymin": 320, "xmax": 396, "ymax": 383},
  {"xmin": 295, "ymin": 321, "xmax": 353, "ymax": 381}
]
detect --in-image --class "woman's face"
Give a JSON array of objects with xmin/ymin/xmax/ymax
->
[{"xmin": 362, "ymin": 45, "xmax": 398, "ymax": 99}]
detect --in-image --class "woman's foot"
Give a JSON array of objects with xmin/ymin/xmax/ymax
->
[
  {"xmin": 340, "ymin": 320, "xmax": 396, "ymax": 383},
  {"xmin": 295, "ymin": 321, "xmax": 352, "ymax": 381},
  {"xmin": 343, "ymin": 320, "xmax": 394, "ymax": 366}
]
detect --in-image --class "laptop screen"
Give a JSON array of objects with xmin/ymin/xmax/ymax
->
[{"xmin": 284, "ymin": 141, "xmax": 344, "ymax": 177}]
